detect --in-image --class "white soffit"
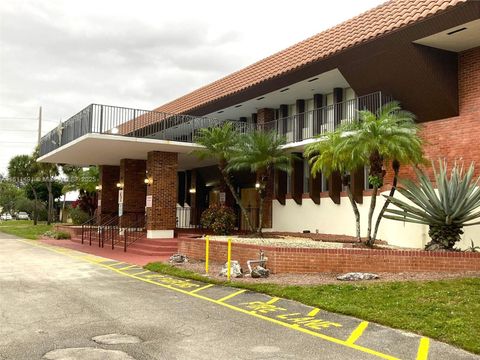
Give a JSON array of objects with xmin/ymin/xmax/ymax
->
[
  {"xmin": 414, "ymin": 19, "xmax": 480, "ymax": 52},
  {"xmin": 205, "ymin": 68, "xmax": 350, "ymax": 121},
  {"xmin": 37, "ymin": 133, "xmax": 215, "ymax": 171}
]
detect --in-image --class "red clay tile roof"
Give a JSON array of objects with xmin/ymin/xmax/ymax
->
[{"xmin": 154, "ymin": 0, "xmax": 467, "ymax": 115}]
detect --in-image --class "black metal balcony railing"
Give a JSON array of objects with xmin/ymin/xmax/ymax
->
[{"xmin": 39, "ymin": 92, "xmax": 389, "ymax": 157}]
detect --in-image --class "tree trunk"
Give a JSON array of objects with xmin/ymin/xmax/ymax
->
[
  {"xmin": 256, "ymin": 172, "xmax": 269, "ymax": 235},
  {"xmin": 425, "ymin": 225, "xmax": 463, "ymax": 251},
  {"xmin": 366, "ymin": 185, "xmax": 378, "ymax": 247},
  {"xmin": 257, "ymin": 194, "xmax": 264, "ymax": 235},
  {"xmin": 62, "ymin": 194, "xmax": 66, "ymax": 223},
  {"xmin": 46, "ymin": 180, "xmax": 53, "ymax": 225},
  {"xmin": 341, "ymin": 173, "xmax": 361, "ymax": 241},
  {"xmin": 372, "ymin": 161, "xmax": 400, "ymax": 241},
  {"xmin": 31, "ymin": 186, "xmax": 38, "ymax": 226},
  {"xmin": 366, "ymin": 150, "xmax": 383, "ymax": 246},
  {"xmin": 345, "ymin": 185, "xmax": 361, "ymax": 242},
  {"xmin": 219, "ymin": 166, "xmax": 255, "ymax": 233}
]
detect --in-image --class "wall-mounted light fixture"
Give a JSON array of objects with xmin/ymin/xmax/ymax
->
[
  {"xmin": 189, "ymin": 188, "xmax": 196, "ymax": 194},
  {"xmin": 116, "ymin": 182, "xmax": 124, "ymax": 189},
  {"xmin": 255, "ymin": 182, "xmax": 261, "ymax": 189},
  {"xmin": 144, "ymin": 177, "xmax": 153, "ymax": 186},
  {"xmin": 95, "ymin": 185, "xmax": 102, "ymax": 191}
]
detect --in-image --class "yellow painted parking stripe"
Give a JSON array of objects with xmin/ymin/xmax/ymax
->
[
  {"xmin": 416, "ymin": 337, "xmax": 430, "ymax": 360},
  {"xmin": 308, "ymin": 308, "xmax": 320, "ymax": 317},
  {"xmin": 217, "ymin": 290, "xmax": 247, "ymax": 302},
  {"xmin": 190, "ymin": 284, "xmax": 214, "ymax": 294},
  {"xmin": 266, "ymin": 297, "xmax": 280, "ymax": 304},
  {"xmin": 108, "ymin": 261, "xmax": 125, "ymax": 266},
  {"xmin": 20, "ymin": 239, "xmax": 401, "ymax": 360},
  {"xmin": 132, "ymin": 270, "xmax": 150, "ymax": 276},
  {"xmin": 347, "ymin": 321, "xmax": 369, "ymax": 344},
  {"xmin": 118, "ymin": 264, "xmax": 138, "ymax": 271}
]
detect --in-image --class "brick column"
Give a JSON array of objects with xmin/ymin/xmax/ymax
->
[
  {"xmin": 146, "ymin": 151, "xmax": 178, "ymax": 238},
  {"xmin": 257, "ymin": 108, "xmax": 274, "ymax": 126},
  {"xmin": 97, "ymin": 165, "xmax": 120, "ymax": 223},
  {"xmin": 119, "ymin": 159, "xmax": 146, "ymax": 228}
]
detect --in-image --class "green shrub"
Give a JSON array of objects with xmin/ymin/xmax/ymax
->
[
  {"xmin": 43, "ymin": 230, "xmax": 71, "ymax": 239},
  {"xmin": 200, "ymin": 205, "xmax": 236, "ymax": 235},
  {"xmin": 69, "ymin": 207, "xmax": 90, "ymax": 225}
]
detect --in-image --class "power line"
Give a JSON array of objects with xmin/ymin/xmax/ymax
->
[
  {"xmin": 0, "ymin": 141, "xmax": 37, "ymax": 144},
  {"xmin": 0, "ymin": 116, "xmax": 36, "ymax": 120},
  {"xmin": 0, "ymin": 129, "xmax": 38, "ymax": 132}
]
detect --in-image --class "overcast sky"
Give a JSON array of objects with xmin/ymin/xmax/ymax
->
[{"xmin": 0, "ymin": 0, "xmax": 384, "ymax": 175}]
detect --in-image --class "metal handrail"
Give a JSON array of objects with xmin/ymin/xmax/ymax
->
[
  {"xmin": 81, "ymin": 215, "xmax": 97, "ymax": 245},
  {"xmin": 124, "ymin": 217, "xmax": 146, "ymax": 252},
  {"xmin": 39, "ymin": 91, "xmax": 391, "ymax": 157},
  {"xmin": 99, "ymin": 215, "xmax": 119, "ymax": 248}
]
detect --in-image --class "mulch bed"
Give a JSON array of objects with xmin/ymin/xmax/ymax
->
[{"xmin": 169, "ymin": 259, "xmax": 480, "ymax": 285}]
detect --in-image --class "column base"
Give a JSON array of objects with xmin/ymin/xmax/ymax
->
[{"xmin": 147, "ymin": 230, "xmax": 174, "ymax": 239}]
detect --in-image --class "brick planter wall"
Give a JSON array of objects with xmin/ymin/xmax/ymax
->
[
  {"xmin": 55, "ymin": 225, "xmax": 83, "ymax": 237},
  {"xmin": 178, "ymin": 237, "xmax": 480, "ymax": 274}
]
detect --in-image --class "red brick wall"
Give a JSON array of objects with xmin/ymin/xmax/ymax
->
[
  {"xmin": 146, "ymin": 151, "xmax": 178, "ymax": 230},
  {"xmin": 178, "ymin": 237, "xmax": 480, "ymax": 274},
  {"xmin": 257, "ymin": 108, "xmax": 274, "ymax": 126},
  {"xmin": 55, "ymin": 224, "xmax": 82, "ymax": 237},
  {"xmin": 97, "ymin": 165, "xmax": 119, "ymax": 222},
  {"xmin": 385, "ymin": 46, "xmax": 480, "ymax": 185},
  {"xmin": 119, "ymin": 159, "xmax": 146, "ymax": 227}
]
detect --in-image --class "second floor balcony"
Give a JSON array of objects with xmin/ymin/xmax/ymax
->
[{"xmin": 39, "ymin": 91, "xmax": 389, "ymax": 157}]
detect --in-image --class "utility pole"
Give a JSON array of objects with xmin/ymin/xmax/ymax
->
[{"xmin": 37, "ymin": 106, "xmax": 42, "ymax": 145}]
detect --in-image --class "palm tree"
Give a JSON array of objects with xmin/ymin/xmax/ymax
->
[
  {"xmin": 304, "ymin": 130, "xmax": 363, "ymax": 241},
  {"xmin": 228, "ymin": 130, "xmax": 294, "ymax": 234},
  {"xmin": 336, "ymin": 101, "xmax": 425, "ymax": 246},
  {"xmin": 192, "ymin": 123, "xmax": 255, "ymax": 232}
]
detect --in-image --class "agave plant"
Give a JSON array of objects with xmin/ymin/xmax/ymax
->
[{"xmin": 383, "ymin": 161, "xmax": 480, "ymax": 251}]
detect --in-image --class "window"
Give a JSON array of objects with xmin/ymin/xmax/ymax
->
[
  {"xmin": 321, "ymin": 173, "xmax": 329, "ymax": 192},
  {"xmin": 303, "ymin": 159, "xmax": 310, "ymax": 193},
  {"xmin": 364, "ymin": 166, "xmax": 373, "ymax": 190},
  {"xmin": 286, "ymin": 172, "xmax": 291, "ymax": 194},
  {"xmin": 342, "ymin": 171, "xmax": 350, "ymax": 192}
]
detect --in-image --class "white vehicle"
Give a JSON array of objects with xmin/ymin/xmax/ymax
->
[
  {"xmin": 0, "ymin": 214, "xmax": 13, "ymax": 221},
  {"xmin": 16, "ymin": 212, "xmax": 30, "ymax": 220}
]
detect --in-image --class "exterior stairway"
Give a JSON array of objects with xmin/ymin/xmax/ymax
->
[{"xmin": 70, "ymin": 234, "xmax": 178, "ymax": 257}]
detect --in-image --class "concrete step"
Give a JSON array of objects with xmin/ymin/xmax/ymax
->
[
  {"xmin": 125, "ymin": 248, "xmax": 177, "ymax": 256},
  {"xmin": 126, "ymin": 242, "xmax": 177, "ymax": 251},
  {"xmin": 132, "ymin": 238, "xmax": 177, "ymax": 245}
]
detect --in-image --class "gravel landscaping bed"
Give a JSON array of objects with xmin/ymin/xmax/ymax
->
[
  {"xmin": 202, "ymin": 235, "xmax": 404, "ymax": 250},
  {"xmin": 205, "ymin": 235, "xmax": 345, "ymax": 249},
  {"xmin": 171, "ymin": 259, "xmax": 480, "ymax": 285}
]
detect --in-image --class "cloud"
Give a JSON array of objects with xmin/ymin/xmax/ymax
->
[{"xmin": 0, "ymin": 0, "xmax": 383, "ymax": 174}]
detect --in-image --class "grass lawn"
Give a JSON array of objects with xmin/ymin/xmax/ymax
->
[
  {"xmin": 145, "ymin": 262, "xmax": 480, "ymax": 354},
  {"xmin": 0, "ymin": 220, "xmax": 53, "ymax": 239}
]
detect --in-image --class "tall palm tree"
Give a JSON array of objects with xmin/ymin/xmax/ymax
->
[
  {"xmin": 228, "ymin": 130, "xmax": 294, "ymax": 234},
  {"xmin": 304, "ymin": 130, "xmax": 363, "ymax": 241},
  {"xmin": 192, "ymin": 123, "xmax": 255, "ymax": 232},
  {"xmin": 336, "ymin": 101, "xmax": 425, "ymax": 246}
]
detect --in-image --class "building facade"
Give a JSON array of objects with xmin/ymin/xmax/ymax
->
[{"xmin": 39, "ymin": 0, "xmax": 480, "ymax": 248}]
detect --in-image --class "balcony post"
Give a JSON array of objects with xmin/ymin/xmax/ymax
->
[{"xmin": 99, "ymin": 105, "xmax": 104, "ymax": 133}]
